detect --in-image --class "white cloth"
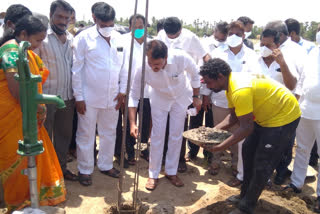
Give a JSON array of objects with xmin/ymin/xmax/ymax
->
[
  {"xmin": 202, "ymin": 45, "xmax": 260, "ymax": 108},
  {"xmin": 156, "ymin": 28, "xmax": 208, "ymax": 62},
  {"xmin": 72, "ymin": 25, "xmax": 127, "ymax": 108},
  {"xmin": 258, "ymin": 56, "xmax": 299, "ymax": 91},
  {"xmin": 237, "ymin": 140, "xmax": 244, "ymax": 181},
  {"xmin": 201, "ymin": 36, "xmax": 228, "ymax": 53},
  {"xmin": 128, "ymin": 48, "xmax": 200, "ymax": 111},
  {"xmin": 291, "ymin": 118, "xmax": 320, "ymax": 196},
  {"xmin": 76, "ymin": 105, "xmax": 119, "ymax": 174},
  {"xmin": 297, "ymin": 47, "xmax": 320, "ymax": 119},
  {"xmin": 296, "ymin": 37, "xmax": 316, "ymax": 55},
  {"xmin": 122, "ymin": 33, "xmax": 150, "ymax": 98},
  {"xmin": 35, "ymin": 27, "xmax": 73, "ymax": 100},
  {"xmin": 149, "ymin": 101, "xmax": 187, "ymax": 178}
]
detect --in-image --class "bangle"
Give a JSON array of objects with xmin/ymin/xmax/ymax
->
[{"xmin": 192, "ymin": 95, "xmax": 201, "ymax": 99}]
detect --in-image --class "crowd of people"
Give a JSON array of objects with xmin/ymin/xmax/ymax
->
[{"xmin": 0, "ymin": 1, "xmax": 320, "ymax": 214}]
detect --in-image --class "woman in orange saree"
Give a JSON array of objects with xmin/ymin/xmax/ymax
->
[{"xmin": 0, "ymin": 15, "xmax": 66, "ymax": 211}]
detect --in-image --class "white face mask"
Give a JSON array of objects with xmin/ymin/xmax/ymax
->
[
  {"xmin": 213, "ymin": 39, "xmax": 225, "ymax": 47},
  {"xmin": 316, "ymin": 31, "xmax": 320, "ymax": 45},
  {"xmin": 244, "ymin": 31, "xmax": 252, "ymax": 39},
  {"xmin": 226, "ymin": 34, "xmax": 243, "ymax": 48},
  {"xmin": 260, "ymin": 46, "xmax": 273, "ymax": 58},
  {"xmin": 98, "ymin": 26, "xmax": 113, "ymax": 38}
]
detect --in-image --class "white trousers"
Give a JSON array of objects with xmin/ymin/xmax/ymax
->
[
  {"xmin": 291, "ymin": 117, "xmax": 320, "ymax": 195},
  {"xmin": 149, "ymin": 102, "xmax": 188, "ymax": 178},
  {"xmin": 76, "ymin": 105, "xmax": 119, "ymax": 174}
]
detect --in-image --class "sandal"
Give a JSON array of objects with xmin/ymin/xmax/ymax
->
[
  {"xmin": 100, "ymin": 167, "xmax": 120, "ymax": 178},
  {"xmin": 78, "ymin": 172, "xmax": 92, "ymax": 186},
  {"xmin": 178, "ymin": 161, "xmax": 187, "ymax": 173},
  {"xmin": 227, "ymin": 178, "xmax": 243, "ymax": 187},
  {"xmin": 63, "ymin": 169, "xmax": 78, "ymax": 181},
  {"xmin": 282, "ymin": 183, "xmax": 302, "ymax": 193},
  {"xmin": 315, "ymin": 196, "xmax": 320, "ymax": 213},
  {"xmin": 165, "ymin": 174, "xmax": 184, "ymax": 187},
  {"xmin": 145, "ymin": 178, "xmax": 159, "ymax": 191}
]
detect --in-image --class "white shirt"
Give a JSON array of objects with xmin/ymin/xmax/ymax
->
[
  {"xmin": 296, "ymin": 37, "xmax": 316, "ymax": 55},
  {"xmin": 122, "ymin": 32, "xmax": 151, "ymax": 98},
  {"xmin": 298, "ymin": 47, "xmax": 320, "ymax": 119},
  {"xmin": 129, "ymin": 49, "xmax": 201, "ymax": 111},
  {"xmin": 258, "ymin": 56, "xmax": 298, "ymax": 91},
  {"xmin": 72, "ymin": 25, "xmax": 127, "ymax": 109},
  {"xmin": 156, "ymin": 28, "xmax": 208, "ymax": 62},
  {"xmin": 202, "ymin": 44, "xmax": 260, "ymax": 108},
  {"xmin": 201, "ymin": 36, "xmax": 228, "ymax": 54}
]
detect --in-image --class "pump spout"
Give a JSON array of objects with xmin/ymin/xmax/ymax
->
[{"xmin": 36, "ymin": 94, "xmax": 66, "ymax": 109}]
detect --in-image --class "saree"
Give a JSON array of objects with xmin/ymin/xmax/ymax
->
[{"xmin": 0, "ymin": 41, "xmax": 66, "ymax": 211}]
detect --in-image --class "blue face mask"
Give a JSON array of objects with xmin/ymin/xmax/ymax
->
[{"xmin": 134, "ymin": 28, "xmax": 145, "ymax": 39}]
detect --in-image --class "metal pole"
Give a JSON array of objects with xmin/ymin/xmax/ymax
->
[
  {"xmin": 27, "ymin": 156, "xmax": 39, "ymax": 208},
  {"xmin": 133, "ymin": 0, "xmax": 149, "ymax": 211},
  {"xmin": 117, "ymin": 0, "xmax": 139, "ymax": 212}
]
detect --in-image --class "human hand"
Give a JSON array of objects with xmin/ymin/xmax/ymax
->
[
  {"xmin": 37, "ymin": 104, "xmax": 47, "ymax": 127},
  {"xmin": 114, "ymin": 93, "xmax": 126, "ymax": 110},
  {"xmin": 76, "ymin": 100, "xmax": 86, "ymax": 115},
  {"xmin": 130, "ymin": 123, "xmax": 138, "ymax": 138},
  {"xmin": 202, "ymin": 95, "xmax": 211, "ymax": 112},
  {"xmin": 193, "ymin": 97, "xmax": 202, "ymax": 113}
]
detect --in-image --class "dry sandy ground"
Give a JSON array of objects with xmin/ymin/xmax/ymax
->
[{"xmin": 1, "ymin": 147, "xmax": 318, "ymax": 214}]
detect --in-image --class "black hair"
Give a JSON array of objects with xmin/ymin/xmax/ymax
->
[
  {"xmin": 265, "ymin": 20, "xmax": 289, "ymax": 36},
  {"xmin": 93, "ymin": 2, "xmax": 115, "ymax": 22},
  {"xmin": 200, "ymin": 58, "xmax": 231, "ymax": 80},
  {"xmin": 237, "ymin": 16, "xmax": 254, "ymax": 25},
  {"xmin": 228, "ymin": 21, "xmax": 245, "ymax": 34},
  {"xmin": 156, "ymin": 18, "xmax": 165, "ymax": 33},
  {"xmin": 285, "ymin": 18, "xmax": 300, "ymax": 35},
  {"xmin": 261, "ymin": 28, "xmax": 280, "ymax": 44},
  {"xmin": 50, "ymin": 0, "xmax": 73, "ymax": 15},
  {"xmin": 147, "ymin": 40, "xmax": 168, "ymax": 59},
  {"xmin": 0, "ymin": 15, "xmax": 47, "ymax": 46},
  {"xmin": 4, "ymin": 4, "xmax": 32, "ymax": 25},
  {"xmin": 129, "ymin": 14, "xmax": 145, "ymax": 27},
  {"xmin": 215, "ymin": 21, "xmax": 228, "ymax": 35},
  {"xmin": 91, "ymin": 2, "xmax": 104, "ymax": 13},
  {"xmin": 163, "ymin": 17, "xmax": 182, "ymax": 35}
]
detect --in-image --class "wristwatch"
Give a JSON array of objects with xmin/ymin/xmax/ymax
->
[{"xmin": 192, "ymin": 95, "xmax": 201, "ymax": 99}]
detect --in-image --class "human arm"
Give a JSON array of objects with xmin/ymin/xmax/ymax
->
[
  {"xmin": 115, "ymin": 46, "xmax": 129, "ymax": 110},
  {"xmin": 200, "ymin": 83, "xmax": 212, "ymax": 112}
]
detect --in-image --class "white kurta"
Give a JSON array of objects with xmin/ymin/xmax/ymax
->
[
  {"xmin": 72, "ymin": 26, "xmax": 127, "ymax": 174},
  {"xmin": 129, "ymin": 49, "xmax": 200, "ymax": 178}
]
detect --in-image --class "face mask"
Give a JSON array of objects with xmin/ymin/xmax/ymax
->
[
  {"xmin": 260, "ymin": 46, "xmax": 273, "ymax": 58},
  {"xmin": 51, "ymin": 23, "xmax": 66, "ymax": 35},
  {"xmin": 226, "ymin": 34, "xmax": 243, "ymax": 48},
  {"xmin": 134, "ymin": 28, "xmax": 145, "ymax": 39},
  {"xmin": 245, "ymin": 31, "xmax": 252, "ymax": 39},
  {"xmin": 316, "ymin": 31, "xmax": 320, "ymax": 45},
  {"xmin": 98, "ymin": 26, "xmax": 113, "ymax": 38},
  {"xmin": 213, "ymin": 39, "xmax": 225, "ymax": 48}
]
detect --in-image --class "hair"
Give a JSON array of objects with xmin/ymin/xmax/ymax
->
[
  {"xmin": 200, "ymin": 58, "xmax": 231, "ymax": 80},
  {"xmin": 0, "ymin": 15, "xmax": 47, "ymax": 46},
  {"xmin": 4, "ymin": 4, "xmax": 32, "ymax": 25},
  {"xmin": 50, "ymin": 0, "xmax": 73, "ymax": 15},
  {"xmin": 261, "ymin": 28, "xmax": 280, "ymax": 44},
  {"xmin": 33, "ymin": 12, "xmax": 49, "ymax": 28},
  {"xmin": 147, "ymin": 40, "xmax": 168, "ymax": 59},
  {"xmin": 215, "ymin": 21, "xmax": 228, "ymax": 35},
  {"xmin": 163, "ymin": 17, "xmax": 182, "ymax": 35},
  {"xmin": 285, "ymin": 18, "xmax": 300, "ymax": 35},
  {"xmin": 129, "ymin": 14, "xmax": 145, "ymax": 27},
  {"xmin": 228, "ymin": 21, "xmax": 245, "ymax": 34},
  {"xmin": 265, "ymin": 20, "xmax": 289, "ymax": 36},
  {"xmin": 237, "ymin": 16, "xmax": 255, "ymax": 26},
  {"xmin": 91, "ymin": 2, "xmax": 104, "ymax": 13},
  {"xmin": 93, "ymin": 2, "xmax": 115, "ymax": 22},
  {"xmin": 156, "ymin": 18, "xmax": 165, "ymax": 33}
]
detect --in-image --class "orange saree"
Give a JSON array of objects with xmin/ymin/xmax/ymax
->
[{"xmin": 0, "ymin": 42, "xmax": 66, "ymax": 211}]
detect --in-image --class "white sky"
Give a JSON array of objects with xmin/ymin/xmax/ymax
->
[{"xmin": 2, "ymin": 0, "xmax": 320, "ymax": 27}]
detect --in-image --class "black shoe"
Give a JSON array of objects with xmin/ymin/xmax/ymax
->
[
  {"xmin": 100, "ymin": 167, "xmax": 120, "ymax": 178},
  {"xmin": 274, "ymin": 174, "xmax": 286, "ymax": 185},
  {"xmin": 115, "ymin": 155, "xmax": 129, "ymax": 168},
  {"xmin": 282, "ymin": 183, "xmax": 302, "ymax": 193}
]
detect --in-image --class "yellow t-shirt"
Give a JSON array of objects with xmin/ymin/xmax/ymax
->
[{"xmin": 226, "ymin": 73, "xmax": 301, "ymax": 127}]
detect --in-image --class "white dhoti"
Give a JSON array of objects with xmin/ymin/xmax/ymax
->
[
  {"xmin": 149, "ymin": 101, "xmax": 188, "ymax": 178},
  {"xmin": 76, "ymin": 105, "xmax": 119, "ymax": 174},
  {"xmin": 291, "ymin": 117, "xmax": 320, "ymax": 195}
]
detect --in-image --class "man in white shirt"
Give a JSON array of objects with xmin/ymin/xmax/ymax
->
[
  {"xmin": 202, "ymin": 21, "xmax": 260, "ymax": 186},
  {"xmin": 72, "ymin": 2, "xmax": 127, "ymax": 186},
  {"xmin": 285, "ymin": 18, "xmax": 316, "ymax": 55},
  {"xmin": 265, "ymin": 20, "xmax": 306, "ymax": 185},
  {"xmin": 128, "ymin": 40, "xmax": 202, "ymax": 190},
  {"xmin": 36, "ymin": 0, "xmax": 77, "ymax": 182},
  {"xmin": 202, "ymin": 21, "xmax": 229, "ymax": 53},
  {"xmin": 237, "ymin": 16, "xmax": 255, "ymax": 50},
  {"xmin": 284, "ymin": 46, "xmax": 320, "ymax": 212},
  {"xmin": 114, "ymin": 14, "xmax": 151, "ymax": 167},
  {"xmin": 157, "ymin": 17, "xmax": 210, "ymax": 172}
]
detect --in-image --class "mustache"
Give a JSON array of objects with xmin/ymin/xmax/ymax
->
[{"xmin": 58, "ymin": 24, "xmax": 67, "ymax": 28}]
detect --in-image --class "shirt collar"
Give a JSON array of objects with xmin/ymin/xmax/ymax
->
[
  {"xmin": 47, "ymin": 25, "xmax": 73, "ymax": 39},
  {"xmin": 280, "ymin": 38, "xmax": 290, "ymax": 49}
]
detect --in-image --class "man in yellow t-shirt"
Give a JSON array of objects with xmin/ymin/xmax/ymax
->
[{"xmin": 200, "ymin": 58, "xmax": 301, "ymax": 214}]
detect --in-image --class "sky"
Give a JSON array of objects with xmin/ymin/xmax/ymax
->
[{"xmin": 2, "ymin": 0, "xmax": 320, "ymax": 27}]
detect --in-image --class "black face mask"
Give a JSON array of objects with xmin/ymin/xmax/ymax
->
[{"xmin": 50, "ymin": 23, "xmax": 66, "ymax": 35}]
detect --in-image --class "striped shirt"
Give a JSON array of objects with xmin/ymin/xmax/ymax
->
[{"xmin": 35, "ymin": 27, "xmax": 73, "ymax": 100}]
